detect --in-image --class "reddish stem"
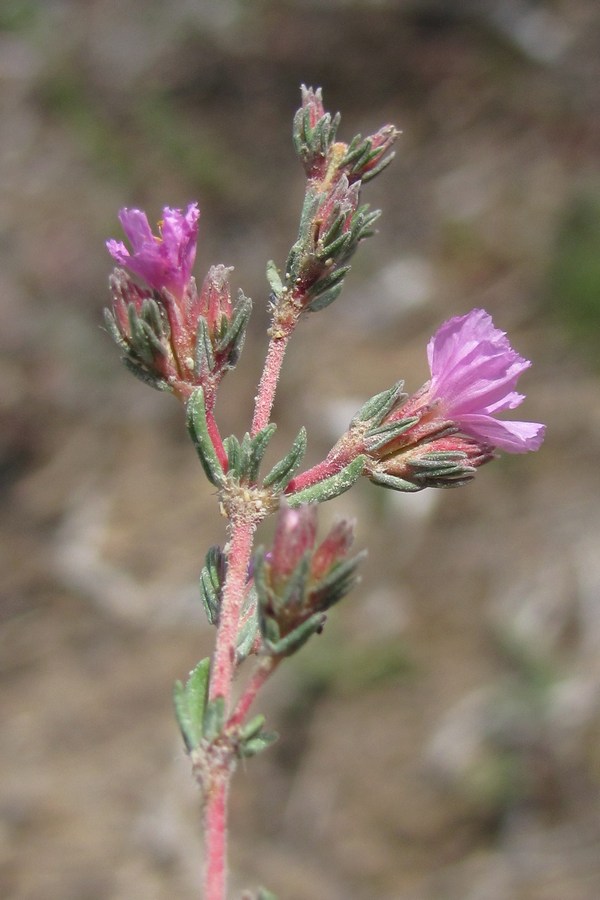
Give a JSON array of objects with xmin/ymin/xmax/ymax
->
[
  {"xmin": 228, "ymin": 657, "xmax": 279, "ymax": 729},
  {"xmin": 206, "ymin": 407, "xmax": 228, "ymax": 471},
  {"xmin": 203, "ymin": 772, "xmax": 229, "ymax": 900},
  {"xmin": 208, "ymin": 520, "xmax": 255, "ymax": 706},
  {"xmin": 203, "ymin": 519, "xmax": 256, "ymax": 900},
  {"xmin": 251, "ymin": 333, "xmax": 291, "ymax": 436},
  {"xmin": 285, "ymin": 444, "xmax": 355, "ymax": 494}
]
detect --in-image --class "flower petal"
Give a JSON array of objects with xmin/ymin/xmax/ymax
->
[{"xmin": 457, "ymin": 414, "xmax": 546, "ymax": 453}]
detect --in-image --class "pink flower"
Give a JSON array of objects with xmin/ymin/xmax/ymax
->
[
  {"xmin": 106, "ymin": 204, "xmax": 199, "ymax": 299},
  {"xmin": 400, "ymin": 309, "xmax": 545, "ymax": 453}
]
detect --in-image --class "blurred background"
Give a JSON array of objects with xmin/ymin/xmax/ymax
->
[{"xmin": 2, "ymin": 1, "xmax": 600, "ymax": 898}]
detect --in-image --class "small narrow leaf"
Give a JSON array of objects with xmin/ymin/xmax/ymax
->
[
  {"xmin": 247, "ymin": 423, "xmax": 278, "ymax": 483},
  {"xmin": 238, "ymin": 714, "xmax": 266, "ymax": 742},
  {"xmin": 286, "ymin": 455, "xmax": 366, "ymax": 505},
  {"xmin": 224, "ymin": 434, "xmax": 242, "ymax": 476},
  {"xmin": 122, "ymin": 357, "xmax": 170, "ymax": 392},
  {"xmin": 173, "ymin": 658, "xmax": 210, "ymax": 752},
  {"xmin": 369, "ymin": 472, "xmax": 422, "ymax": 492},
  {"xmin": 263, "ymin": 427, "xmax": 308, "ymax": 491},
  {"xmin": 305, "ymin": 282, "xmax": 344, "ymax": 313},
  {"xmin": 195, "ymin": 317, "xmax": 215, "ymax": 376},
  {"xmin": 364, "ymin": 417, "xmax": 419, "ymax": 451},
  {"xmin": 103, "ymin": 308, "xmax": 129, "ymax": 351},
  {"xmin": 217, "ymin": 290, "xmax": 252, "ymax": 369},
  {"xmin": 203, "ymin": 696, "xmax": 226, "ymax": 742},
  {"xmin": 265, "ymin": 611, "xmax": 327, "ymax": 657},
  {"xmin": 351, "ymin": 381, "xmax": 406, "ymax": 426},
  {"xmin": 239, "ymin": 731, "xmax": 279, "ymax": 758},
  {"xmin": 186, "ymin": 387, "xmax": 226, "ymax": 487},
  {"xmin": 199, "ymin": 545, "xmax": 225, "ymax": 626},
  {"xmin": 236, "ymin": 608, "xmax": 259, "ymax": 663},
  {"xmin": 266, "ymin": 260, "xmax": 284, "ymax": 297}
]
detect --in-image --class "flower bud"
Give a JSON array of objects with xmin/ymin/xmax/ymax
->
[{"xmin": 254, "ymin": 503, "xmax": 363, "ymax": 657}]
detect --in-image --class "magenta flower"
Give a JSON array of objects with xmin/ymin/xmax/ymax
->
[
  {"xmin": 106, "ymin": 203, "xmax": 199, "ymax": 299},
  {"xmin": 419, "ymin": 308, "xmax": 545, "ymax": 453}
]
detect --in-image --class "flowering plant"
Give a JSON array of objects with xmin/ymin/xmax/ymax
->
[{"xmin": 104, "ymin": 86, "xmax": 544, "ymax": 899}]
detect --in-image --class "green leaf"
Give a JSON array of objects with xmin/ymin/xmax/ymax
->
[
  {"xmin": 247, "ymin": 423, "xmax": 278, "ymax": 483},
  {"xmin": 238, "ymin": 731, "xmax": 279, "ymax": 758},
  {"xmin": 238, "ymin": 714, "xmax": 266, "ymax": 742},
  {"xmin": 172, "ymin": 658, "xmax": 210, "ymax": 752},
  {"xmin": 122, "ymin": 357, "xmax": 170, "ymax": 392},
  {"xmin": 223, "ymin": 434, "xmax": 242, "ymax": 476},
  {"xmin": 305, "ymin": 281, "xmax": 344, "ymax": 313},
  {"xmin": 195, "ymin": 317, "xmax": 215, "ymax": 376},
  {"xmin": 311, "ymin": 550, "xmax": 367, "ymax": 611},
  {"xmin": 369, "ymin": 472, "xmax": 422, "ymax": 492},
  {"xmin": 286, "ymin": 455, "xmax": 366, "ymax": 505},
  {"xmin": 266, "ymin": 260, "xmax": 284, "ymax": 296},
  {"xmin": 363, "ymin": 417, "xmax": 419, "ymax": 452},
  {"xmin": 265, "ymin": 612, "xmax": 327, "ymax": 657},
  {"xmin": 199, "ymin": 545, "xmax": 225, "ymax": 626},
  {"xmin": 236, "ymin": 606, "xmax": 259, "ymax": 663},
  {"xmin": 361, "ymin": 150, "xmax": 396, "ymax": 183},
  {"xmin": 256, "ymin": 888, "xmax": 278, "ymax": 900},
  {"xmin": 216, "ymin": 290, "xmax": 252, "ymax": 370},
  {"xmin": 263, "ymin": 427, "xmax": 308, "ymax": 491},
  {"xmin": 203, "ymin": 696, "xmax": 226, "ymax": 742},
  {"xmin": 186, "ymin": 387, "xmax": 226, "ymax": 487},
  {"xmin": 351, "ymin": 381, "xmax": 406, "ymax": 426},
  {"xmin": 310, "ymin": 265, "xmax": 350, "ymax": 297},
  {"xmin": 103, "ymin": 308, "xmax": 129, "ymax": 352}
]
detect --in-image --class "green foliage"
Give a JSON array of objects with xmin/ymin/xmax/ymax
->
[
  {"xmin": 548, "ymin": 191, "xmax": 600, "ymax": 363},
  {"xmin": 186, "ymin": 387, "xmax": 226, "ymax": 487},
  {"xmin": 173, "ymin": 659, "xmax": 211, "ymax": 752},
  {"xmin": 199, "ymin": 546, "xmax": 226, "ymax": 626},
  {"xmin": 287, "ymin": 455, "xmax": 366, "ymax": 505},
  {"xmin": 0, "ymin": 0, "xmax": 38, "ymax": 30},
  {"xmin": 262, "ymin": 427, "xmax": 308, "ymax": 492}
]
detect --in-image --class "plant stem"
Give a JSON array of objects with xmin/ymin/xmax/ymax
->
[
  {"xmin": 208, "ymin": 520, "xmax": 255, "ymax": 707},
  {"xmin": 228, "ymin": 657, "xmax": 279, "ymax": 729},
  {"xmin": 203, "ymin": 770, "xmax": 230, "ymax": 900},
  {"xmin": 251, "ymin": 332, "xmax": 291, "ymax": 436},
  {"xmin": 285, "ymin": 443, "xmax": 354, "ymax": 493},
  {"xmin": 203, "ymin": 517, "xmax": 255, "ymax": 900}
]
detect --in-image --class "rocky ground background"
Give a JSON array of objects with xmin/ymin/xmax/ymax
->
[{"xmin": 2, "ymin": 1, "xmax": 600, "ymax": 898}]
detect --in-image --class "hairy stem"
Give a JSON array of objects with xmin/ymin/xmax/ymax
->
[
  {"xmin": 228, "ymin": 657, "xmax": 279, "ymax": 729},
  {"xmin": 209, "ymin": 520, "xmax": 255, "ymax": 707},
  {"xmin": 203, "ymin": 771, "xmax": 230, "ymax": 900},
  {"xmin": 251, "ymin": 332, "xmax": 291, "ymax": 436},
  {"xmin": 286, "ymin": 443, "xmax": 355, "ymax": 494}
]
